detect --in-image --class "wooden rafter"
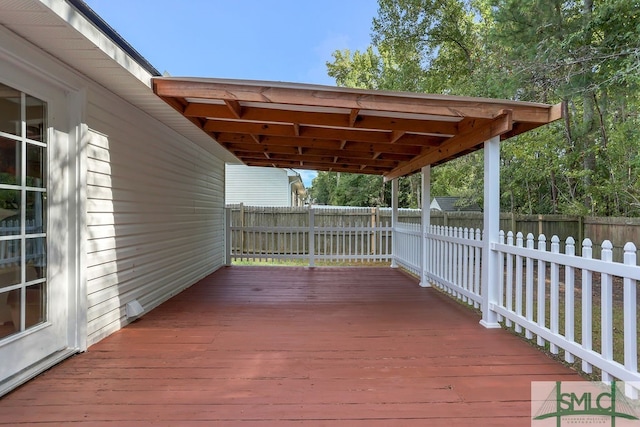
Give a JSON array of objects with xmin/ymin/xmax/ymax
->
[
  {"xmin": 384, "ymin": 110, "xmax": 514, "ymax": 181},
  {"xmin": 152, "ymin": 77, "xmax": 562, "ymax": 177}
]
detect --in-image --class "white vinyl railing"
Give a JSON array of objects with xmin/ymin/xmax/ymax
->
[
  {"xmin": 394, "ymin": 222, "xmax": 422, "ymax": 276},
  {"xmin": 414, "ymin": 225, "xmax": 639, "ymax": 398},
  {"xmin": 491, "ymin": 231, "xmax": 639, "ymax": 398},
  {"xmin": 426, "ymin": 225, "xmax": 483, "ymax": 308}
]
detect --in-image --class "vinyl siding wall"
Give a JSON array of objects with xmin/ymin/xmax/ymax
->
[
  {"xmin": 85, "ymin": 87, "xmax": 225, "ymax": 345},
  {"xmin": 226, "ymin": 165, "xmax": 290, "ymax": 206}
]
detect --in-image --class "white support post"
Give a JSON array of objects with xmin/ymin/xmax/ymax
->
[
  {"xmin": 480, "ymin": 136, "xmax": 501, "ymax": 328},
  {"xmin": 420, "ymin": 166, "xmax": 431, "ymax": 287},
  {"xmin": 391, "ymin": 178, "xmax": 399, "ymax": 268},
  {"xmin": 308, "ymin": 206, "xmax": 315, "ymax": 268}
]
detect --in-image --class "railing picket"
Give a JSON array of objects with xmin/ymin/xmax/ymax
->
[
  {"xmin": 537, "ymin": 234, "xmax": 547, "ymax": 347},
  {"xmin": 600, "ymin": 240, "xmax": 614, "ymax": 383},
  {"xmin": 582, "ymin": 238, "xmax": 593, "ymax": 374},
  {"xmin": 505, "ymin": 231, "xmax": 514, "ymax": 327},
  {"xmin": 474, "ymin": 229, "xmax": 481, "ymax": 308},
  {"xmin": 498, "ymin": 230, "xmax": 505, "ymax": 322},
  {"xmin": 453, "ymin": 227, "xmax": 459, "ymax": 298},
  {"xmin": 623, "ymin": 242, "xmax": 638, "ymax": 399},
  {"xmin": 463, "ymin": 228, "xmax": 470, "ymax": 305},
  {"xmin": 525, "ymin": 233, "xmax": 535, "ymax": 340},
  {"xmin": 564, "ymin": 237, "xmax": 576, "ymax": 363},
  {"xmin": 515, "ymin": 232, "xmax": 524, "ymax": 333},
  {"xmin": 550, "ymin": 235, "xmax": 560, "ymax": 354}
]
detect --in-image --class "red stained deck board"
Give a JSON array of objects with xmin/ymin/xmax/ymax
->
[{"xmin": 0, "ymin": 266, "xmax": 582, "ymax": 426}]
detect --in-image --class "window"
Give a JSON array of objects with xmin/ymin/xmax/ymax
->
[{"xmin": 0, "ymin": 82, "xmax": 47, "ymax": 339}]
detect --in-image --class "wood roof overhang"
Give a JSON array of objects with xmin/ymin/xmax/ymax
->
[{"xmin": 152, "ymin": 77, "xmax": 562, "ymax": 181}]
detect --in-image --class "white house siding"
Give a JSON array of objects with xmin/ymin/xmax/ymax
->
[
  {"xmin": 226, "ymin": 165, "xmax": 289, "ymax": 206},
  {"xmin": 85, "ymin": 86, "xmax": 225, "ymax": 345}
]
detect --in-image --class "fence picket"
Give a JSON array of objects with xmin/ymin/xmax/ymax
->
[
  {"xmin": 498, "ymin": 230, "xmax": 505, "ymax": 322},
  {"xmin": 564, "ymin": 237, "xmax": 576, "ymax": 363},
  {"xmin": 505, "ymin": 231, "xmax": 514, "ymax": 327},
  {"xmin": 525, "ymin": 233, "xmax": 535, "ymax": 339},
  {"xmin": 515, "ymin": 232, "xmax": 524, "ymax": 333},
  {"xmin": 600, "ymin": 240, "xmax": 614, "ymax": 383},
  {"xmin": 623, "ymin": 242, "xmax": 638, "ymax": 399},
  {"xmin": 582, "ymin": 239, "xmax": 593, "ymax": 374},
  {"xmin": 473, "ymin": 229, "xmax": 481, "ymax": 309},
  {"xmin": 537, "ymin": 234, "xmax": 547, "ymax": 347},
  {"xmin": 549, "ymin": 235, "xmax": 560, "ymax": 354}
]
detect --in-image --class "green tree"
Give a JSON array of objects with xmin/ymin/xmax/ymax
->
[{"xmin": 323, "ymin": 0, "xmax": 640, "ymax": 216}]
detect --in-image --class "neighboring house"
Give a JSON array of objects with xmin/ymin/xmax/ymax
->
[
  {"xmin": 226, "ymin": 165, "xmax": 307, "ymax": 207},
  {"xmin": 0, "ymin": 0, "xmax": 238, "ymax": 395},
  {"xmin": 430, "ymin": 197, "xmax": 481, "ymax": 213}
]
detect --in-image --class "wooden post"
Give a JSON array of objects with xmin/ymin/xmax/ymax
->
[
  {"xmin": 391, "ymin": 178, "xmax": 399, "ymax": 268},
  {"xmin": 421, "ymin": 165, "xmax": 431, "ymax": 287},
  {"xmin": 225, "ymin": 207, "xmax": 232, "ymax": 266},
  {"xmin": 308, "ymin": 206, "xmax": 315, "ymax": 268},
  {"xmin": 480, "ymin": 136, "xmax": 501, "ymax": 328},
  {"xmin": 578, "ymin": 215, "xmax": 584, "ymax": 256},
  {"xmin": 371, "ymin": 207, "xmax": 377, "ymax": 256},
  {"xmin": 239, "ymin": 203, "xmax": 245, "ymax": 255}
]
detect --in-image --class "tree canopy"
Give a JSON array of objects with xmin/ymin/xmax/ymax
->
[{"xmin": 313, "ymin": 0, "xmax": 640, "ymax": 215}]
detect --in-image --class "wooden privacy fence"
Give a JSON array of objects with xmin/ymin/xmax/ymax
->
[
  {"xmin": 227, "ymin": 206, "xmax": 640, "ymax": 263},
  {"xmin": 432, "ymin": 212, "xmax": 640, "ymax": 262},
  {"xmin": 225, "ymin": 205, "xmax": 411, "ymax": 264}
]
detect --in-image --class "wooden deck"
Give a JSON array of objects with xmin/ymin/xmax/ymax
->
[{"xmin": 0, "ymin": 266, "xmax": 582, "ymax": 426}]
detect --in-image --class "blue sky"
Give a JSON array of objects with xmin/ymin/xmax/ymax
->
[{"xmin": 83, "ymin": 1, "xmax": 380, "ymax": 187}]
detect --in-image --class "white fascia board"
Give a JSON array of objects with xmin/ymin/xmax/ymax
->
[{"xmin": 39, "ymin": 0, "xmax": 154, "ymax": 87}]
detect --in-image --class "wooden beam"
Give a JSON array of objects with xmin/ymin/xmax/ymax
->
[
  {"xmin": 549, "ymin": 102, "xmax": 563, "ymax": 122},
  {"xmin": 204, "ymin": 119, "xmax": 394, "ymax": 144},
  {"xmin": 250, "ymin": 134, "xmax": 261, "ymax": 144},
  {"xmin": 229, "ymin": 143, "xmax": 413, "ymax": 162},
  {"xmin": 237, "ymin": 152, "xmax": 400, "ymax": 168},
  {"xmin": 242, "ymin": 158, "xmax": 391, "ymax": 175},
  {"xmin": 186, "ymin": 103, "xmax": 459, "ymax": 135},
  {"xmin": 218, "ymin": 136, "xmax": 424, "ymax": 156},
  {"xmin": 204, "ymin": 120, "xmax": 295, "ymax": 136},
  {"xmin": 384, "ymin": 110, "xmax": 513, "ymax": 181},
  {"xmin": 392, "ymin": 134, "xmax": 446, "ymax": 147},
  {"xmin": 153, "ymin": 78, "xmax": 559, "ymax": 123}
]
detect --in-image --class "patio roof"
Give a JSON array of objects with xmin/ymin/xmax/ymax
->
[{"xmin": 152, "ymin": 77, "xmax": 562, "ymax": 180}]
